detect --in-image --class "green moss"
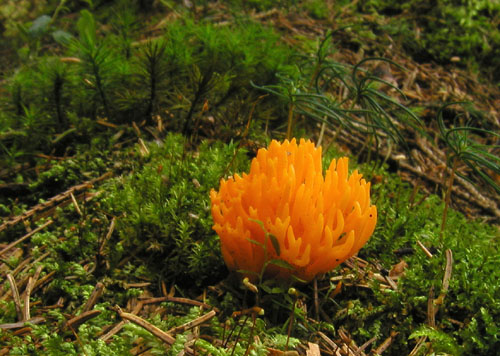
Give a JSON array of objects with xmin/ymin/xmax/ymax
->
[
  {"xmin": 357, "ymin": 0, "xmax": 500, "ymax": 82},
  {"xmin": 325, "ymin": 161, "xmax": 500, "ymax": 355},
  {"xmin": 100, "ymin": 133, "xmax": 249, "ymax": 288},
  {"xmin": 0, "ymin": 2, "xmax": 499, "ymax": 355},
  {"xmin": 0, "ymin": 9, "xmax": 295, "ymax": 169}
]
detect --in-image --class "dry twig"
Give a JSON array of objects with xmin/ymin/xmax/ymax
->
[
  {"xmin": 0, "ymin": 172, "xmax": 112, "ymax": 233},
  {"xmin": 82, "ymin": 282, "xmax": 105, "ymax": 312},
  {"xmin": 168, "ymin": 310, "xmax": 216, "ymax": 335},
  {"xmin": 6, "ymin": 274, "xmax": 23, "ymax": 321},
  {"xmin": 66, "ymin": 310, "xmax": 102, "ymax": 330},
  {"xmin": 0, "ymin": 220, "xmax": 53, "ymax": 257},
  {"xmin": 372, "ymin": 331, "xmax": 399, "ymax": 355}
]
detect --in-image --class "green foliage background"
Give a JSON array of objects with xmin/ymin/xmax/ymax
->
[{"xmin": 0, "ymin": 1, "xmax": 498, "ymax": 355}]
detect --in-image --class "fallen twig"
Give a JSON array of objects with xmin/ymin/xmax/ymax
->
[
  {"xmin": 139, "ymin": 295, "xmax": 220, "ymax": 313},
  {"xmin": 0, "ymin": 316, "xmax": 45, "ymax": 330},
  {"xmin": 23, "ymin": 277, "xmax": 34, "ymax": 321},
  {"xmin": 372, "ymin": 331, "xmax": 399, "ymax": 355},
  {"xmin": 0, "ymin": 220, "xmax": 53, "ymax": 257},
  {"xmin": 114, "ymin": 306, "xmax": 176, "ymax": 345},
  {"xmin": 82, "ymin": 282, "xmax": 105, "ymax": 313},
  {"xmin": 416, "ymin": 240, "xmax": 433, "ymax": 258},
  {"xmin": 66, "ymin": 310, "xmax": 102, "ymax": 330},
  {"xmin": 167, "ymin": 309, "xmax": 216, "ymax": 335},
  {"xmin": 99, "ymin": 301, "xmax": 144, "ymax": 342},
  {"xmin": 0, "ymin": 172, "xmax": 112, "ymax": 233},
  {"xmin": 6, "ymin": 274, "xmax": 23, "ymax": 321}
]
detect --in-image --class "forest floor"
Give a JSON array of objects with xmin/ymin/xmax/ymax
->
[{"xmin": 0, "ymin": 2, "xmax": 499, "ymax": 356}]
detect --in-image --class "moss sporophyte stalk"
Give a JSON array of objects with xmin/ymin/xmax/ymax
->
[{"xmin": 210, "ymin": 138, "xmax": 377, "ymax": 282}]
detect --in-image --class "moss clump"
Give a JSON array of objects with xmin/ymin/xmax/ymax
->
[
  {"xmin": 326, "ymin": 161, "xmax": 499, "ymax": 355},
  {"xmin": 101, "ymin": 133, "xmax": 250, "ymax": 288}
]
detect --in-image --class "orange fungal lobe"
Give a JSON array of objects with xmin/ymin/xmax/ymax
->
[{"xmin": 210, "ymin": 138, "xmax": 377, "ymax": 282}]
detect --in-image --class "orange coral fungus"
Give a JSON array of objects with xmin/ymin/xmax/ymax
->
[{"xmin": 210, "ymin": 138, "xmax": 377, "ymax": 282}]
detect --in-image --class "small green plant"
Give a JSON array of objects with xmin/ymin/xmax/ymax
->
[
  {"xmin": 437, "ymin": 102, "xmax": 500, "ymax": 236},
  {"xmin": 254, "ymin": 32, "xmax": 424, "ymax": 158}
]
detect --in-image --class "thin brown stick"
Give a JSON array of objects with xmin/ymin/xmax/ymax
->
[
  {"xmin": 416, "ymin": 240, "xmax": 433, "ymax": 258},
  {"xmin": 71, "ymin": 192, "xmax": 83, "ymax": 215},
  {"xmin": 383, "ymin": 275, "xmax": 398, "ymax": 290},
  {"xmin": 82, "ymin": 282, "xmax": 105, "ymax": 313},
  {"xmin": 17, "ymin": 253, "xmax": 49, "ymax": 281},
  {"xmin": 138, "ymin": 295, "xmax": 219, "ymax": 312},
  {"xmin": 35, "ymin": 191, "xmax": 101, "ymax": 223},
  {"xmin": 408, "ymin": 336, "xmax": 427, "ymax": 356},
  {"xmin": 167, "ymin": 310, "xmax": 216, "ymax": 335},
  {"xmin": 23, "ymin": 277, "xmax": 34, "ymax": 321},
  {"xmin": 442, "ymin": 249, "xmax": 453, "ymax": 293},
  {"xmin": 6, "ymin": 274, "xmax": 23, "ymax": 321},
  {"xmin": 99, "ymin": 218, "xmax": 116, "ymax": 255},
  {"xmin": 0, "ymin": 316, "xmax": 45, "ymax": 330},
  {"xmin": 338, "ymin": 328, "xmax": 362, "ymax": 355},
  {"xmin": 0, "ymin": 220, "xmax": 53, "ymax": 257},
  {"xmin": 427, "ymin": 286, "xmax": 435, "ymax": 328},
  {"xmin": 317, "ymin": 331, "xmax": 340, "ymax": 352},
  {"xmin": 372, "ymin": 331, "xmax": 399, "ymax": 355},
  {"xmin": 434, "ymin": 249, "xmax": 453, "ymax": 313},
  {"xmin": 357, "ymin": 335, "xmax": 377, "ymax": 353},
  {"xmin": 115, "ymin": 306, "xmax": 178, "ymax": 346},
  {"xmin": 99, "ymin": 302, "xmax": 144, "ymax": 344},
  {"xmin": 66, "ymin": 310, "xmax": 102, "ymax": 330},
  {"xmin": 0, "ymin": 172, "xmax": 112, "ymax": 233},
  {"xmin": 11, "ymin": 257, "xmax": 32, "ymax": 277},
  {"xmin": 20, "ymin": 264, "xmax": 43, "ymax": 313},
  {"xmin": 99, "ymin": 320, "xmax": 127, "ymax": 342},
  {"xmin": 31, "ymin": 265, "xmax": 44, "ymax": 286},
  {"xmin": 32, "ymin": 270, "xmax": 56, "ymax": 293},
  {"xmin": 313, "ymin": 277, "xmax": 319, "ymax": 320}
]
